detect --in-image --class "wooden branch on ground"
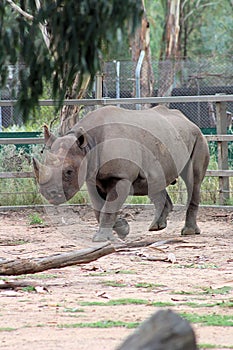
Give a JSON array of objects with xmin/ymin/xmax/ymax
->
[
  {"xmin": 0, "ymin": 242, "xmax": 115, "ymax": 276},
  {"xmin": 0, "ymin": 238, "xmax": 184, "ymax": 276},
  {"xmin": 117, "ymin": 309, "xmax": 197, "ymax": 350}
]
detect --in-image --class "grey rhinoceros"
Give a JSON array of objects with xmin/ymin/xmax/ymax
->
[{"xmin": 33, "ymin": 105, "xmax": 209, "ymax": 242}]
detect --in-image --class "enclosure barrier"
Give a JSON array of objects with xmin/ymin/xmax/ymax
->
[{"xmin": 0, "ymin": 95, "xmax": 232, "ymax": 205}]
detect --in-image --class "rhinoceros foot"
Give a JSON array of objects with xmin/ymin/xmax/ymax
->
[
  {"xmin": 113, "ymin": 218, "xmax": 130, "ymax": 239},
  {"xmin": 148, "ymin": 219, "xmax": 167, "ymax": 231},
  {"xmin": 181, "ymin": 226, "xmax": 201, "ymax": 236},
  {"xmin": 92, "ymin": 228, "xmax": 119, "ymax": 242}
]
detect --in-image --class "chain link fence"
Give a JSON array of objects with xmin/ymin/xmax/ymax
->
[
  {"xmin": 103, "ymin": 57, "xmax": 233, "ymax": 129},
  {"xmin": 1, "ymin": 57, "xmax": 233, "ymax": 130}
]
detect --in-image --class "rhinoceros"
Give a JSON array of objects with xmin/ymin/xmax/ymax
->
[{"xmin": 33, "ymin": 105, "xmax": 209, "ymax": 242}]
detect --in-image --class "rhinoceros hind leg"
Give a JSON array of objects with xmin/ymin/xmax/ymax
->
[
  {"xmin": 149, "ymin": 190, "xmax": 173, "ymax": 231},
  {"xmin": 181, "ymin": 225, "xmax": 200, "ymax": 236},
  {"xmin": 92, "ymin": 228, "xmax": 116, "ymax": 242}
]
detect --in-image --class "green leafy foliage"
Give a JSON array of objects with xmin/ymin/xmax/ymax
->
[{"xmin": 0, "ymin": 1, "xmax": 142, "ymax": 119}]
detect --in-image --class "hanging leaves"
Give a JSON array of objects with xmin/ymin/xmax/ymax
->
[{"xmin": 0, "ymin": 0, "xmax": 142, "ymax": 118}]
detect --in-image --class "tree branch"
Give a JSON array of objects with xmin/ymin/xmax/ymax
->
[
  {"xmin": 34, "ymin": 0, "xmax": 51, "ymax": 49},
  {"xmin": 0, "ymin": 238, "xmax": 184, "ymax": 276},
  {"xmin": 6, "ymin": 0, "xmax": 33, "ymax": 21}
]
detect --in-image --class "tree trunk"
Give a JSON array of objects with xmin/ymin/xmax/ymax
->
[
  {"xmin": 130, "ymin": 1, "xmax": 154, "ymax": 105},
  {"xmin": 58, "ymin": 73, "xmax": 91, "ymax": 135},
  {"xmin": 158, "ymin": 0, "xmax": 181, "ymax": 98},
  {"xmin": 118, "ymin": 309, "xmax": 197, "ymax": 350}
]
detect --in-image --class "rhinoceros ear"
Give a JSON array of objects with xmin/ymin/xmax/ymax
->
[
  {"xmin": 43, "ymin": 125, "xmax": 56, "ymax": 148},
  {"xmin": 33, "ymin": 157, "xmax": 40, "ymax": 182},
  {"xmin": 75, "ymin": 127, "xmax": 88, "ymax": 149}
]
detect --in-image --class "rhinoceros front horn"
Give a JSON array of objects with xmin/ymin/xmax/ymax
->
[{"xmin": 33, "ymin": 158, "xmax": 52, "ymax": 185}]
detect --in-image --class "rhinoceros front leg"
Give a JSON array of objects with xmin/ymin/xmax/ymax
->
[
  {"xmin": 88, "ymin": 179, "xmax": 131, "ymax": 242},
  {"xmin": 149, "ymin": 190, "xmax": 173, "ymax": 231}
]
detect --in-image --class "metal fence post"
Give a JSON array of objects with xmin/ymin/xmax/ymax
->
[
  {"xmin": 95, "ymin": 73, "xmax": 103, "ymax": 108},
  {"xmin": 216, "ymin": 100, "xmax": 229, "ymax": 204},
  {"xmin": 135, "ymin": 50, "xmax": 145, "ymax": 110}
]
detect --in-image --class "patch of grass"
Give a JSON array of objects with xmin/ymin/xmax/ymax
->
[
  {"xmin": 115, "ymin": 270, "xmax": 136, "ymax": 275},
  {"xmin": 64, "ymin": 308, "xmax": 85, "ymax": 313},
  {"xmin": 201, "ymin": 286, "xmax": 232, "ymax": 295},
  {"xmin": 28, "ymin": 213, "xmax": 45, "ymax": 225},
  {"xmin": 181, "ymin": 313, "xmax": 233, "ymax": 326},
  {"xmin": 21, "ymin": 286, "xmax": 36, "ymax": 293},
  {"xmin": 199, "ymin": 344, "xmax": 233, "ymax": 349},
  {"xmin": 173, "ymin": 263, "xmax": 219, "ymax": 269},
  {"xmin": 58, "ymin": 320, "xmax": 139, "ymax": 329},
  {"xmin": 79, "ymin": 298, "xmax": 148, "ymax": 307},
  {"xmin": 135, "ymin": 282, "xmax": 166, "ymax": 289},
  {"xmin": 184, "ymin": 300, "xmax": 233, "ymax": 308},
  {"xmin": 173, "ymin": 290, "xmax": 197, "ymax": 295},
  {"xmin": 0, "ymin": 327, "xmax": 16, "ymax": 332},
  {"xmin": 102, "ymin": 281, "xmax": 127, "ymax": 287},
  {"xmin": 1, "ymin": 239, "xmax": 29, "ymax": 246},
  {"xmin": 79, "ymin": 298, "xmax": 174, "ymax": 307},
  {"xmin": 16, "ymin": 273, "xmax": 58, "ymax": 280}
]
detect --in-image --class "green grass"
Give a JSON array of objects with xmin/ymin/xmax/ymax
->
[
  {"xmin": 58, "ymin": 320, "xmax": 139, "ymax": 329},
  {"xmin": 64, "ymin": 307, "xmax": 85, "ymax": 313},
  {"xmin": 58, "ymin": 312, "xmax": 233, "ymax": 330},
  {"xmin": 181, "ymin": 313, "xmax": 233, "ymax": 326},
  {"xmin": 115, "ymin": 270, "xmax": 136, "ymax": 275},
  {"xmin": 21, "ymin": 286, "xmax": 36, "ymax": 292},
  {"xmin": 201, "ymin": 286, "xmax": 232, "ymax": 295},
  {"xmin": 79, "ymin": 298, "xmax": 174, "ymax": 307},
  {"xmin": 173, "ymin": 263, "xmax": 219, "ymax": 269},
  {"xmin": 135, "ymin": 282, "xmax": 166, "ymax": 289},
  {"xmin": 78, "ymin": 297, "xmax": 233, "ymax": 309},
  {"xmin": 0, "ymin": 239, "xmax": 29, "ymax": 246},
  {"xmin": 0, "ymin": 327, "xmax": 16, "ymax": 332},
  {"xmin": 102, "ymin": 281, "xmax": 127, "ymax": 287},
  {"xmin": 184, "ymin": 301, "xmax": 233, "ymax": 308},
  {"xmin": 28, "ymin": 213, "xmax": 45, "ymax": 225},
  {"xmin": 199, "ymin": 344, "xmax": 233, "ymax": 349},
  {"xmin": 15, "ymin": 273, "xmax": 58, "ymax": 280},
  {"xmin": 79, "ymin": 298, "xmax": 149, "ymax": 307}
]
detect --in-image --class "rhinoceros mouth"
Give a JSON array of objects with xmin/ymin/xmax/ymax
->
[
  {"xmin": 41, "ymin": 186, "xmax": 78, "ymax": 205},
  {"xmin": 47, "ymin": 195, "xmax": 66, "ymax": 205}
]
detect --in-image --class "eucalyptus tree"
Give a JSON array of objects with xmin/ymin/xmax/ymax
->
[{"xmin": 0, "ymin": 0, "xmax": 142, "ymax": 132}]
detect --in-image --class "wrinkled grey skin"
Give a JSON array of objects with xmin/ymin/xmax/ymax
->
[{"xmin": 33, "ymin": 105, "xmax": 210, "ymax": 242}]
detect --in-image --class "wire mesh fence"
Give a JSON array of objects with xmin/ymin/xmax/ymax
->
[
  {"xmin": 1, "ymin": 57, "xmax": 233, "ymax": 130},
  {"xmin": 103, "ymin": 57, "xmax": 233, "ymax": 129}
]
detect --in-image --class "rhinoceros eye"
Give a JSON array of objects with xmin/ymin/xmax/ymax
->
[{"xmin": 63, "ymin": 167, "xmax": 74, "ymax": 181}]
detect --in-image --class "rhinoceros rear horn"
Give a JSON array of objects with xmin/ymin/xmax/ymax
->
[
  {"xmin": 33, "ymin": 158, "xmax": 52, "ymax": 185},
  {"xmin": 43, "ymin": 125, "xmax": 56, "ymax": 148},
  {"xmin": 75, "ymin": 127, "xmax": 88, "ymax": 149}
]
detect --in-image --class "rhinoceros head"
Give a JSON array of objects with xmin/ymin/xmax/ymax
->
[{"xmin": 33, "ymin": 125, "xmax": 88, "ymax": 205}]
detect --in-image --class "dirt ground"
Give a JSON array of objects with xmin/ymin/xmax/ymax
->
[{"xmin": 0, "ymin": 205, "xmax": 232, "ymax": 350}]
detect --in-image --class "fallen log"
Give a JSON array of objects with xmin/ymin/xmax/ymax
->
[
  {"xmin": 0, "ymin": 238, "xmax": 181, "ymax": 276},
  {"xmin": 0, "ymin": 242, "xmax": 115, "ymax": 275},
  {"xmin": 117, "ymin": 309, "xmax": 197, "ymax": 350}
]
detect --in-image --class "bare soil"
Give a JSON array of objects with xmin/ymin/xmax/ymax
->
[{"xmin": 0, "ymin": 205, "xmax": 232, "ymax": 350}]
